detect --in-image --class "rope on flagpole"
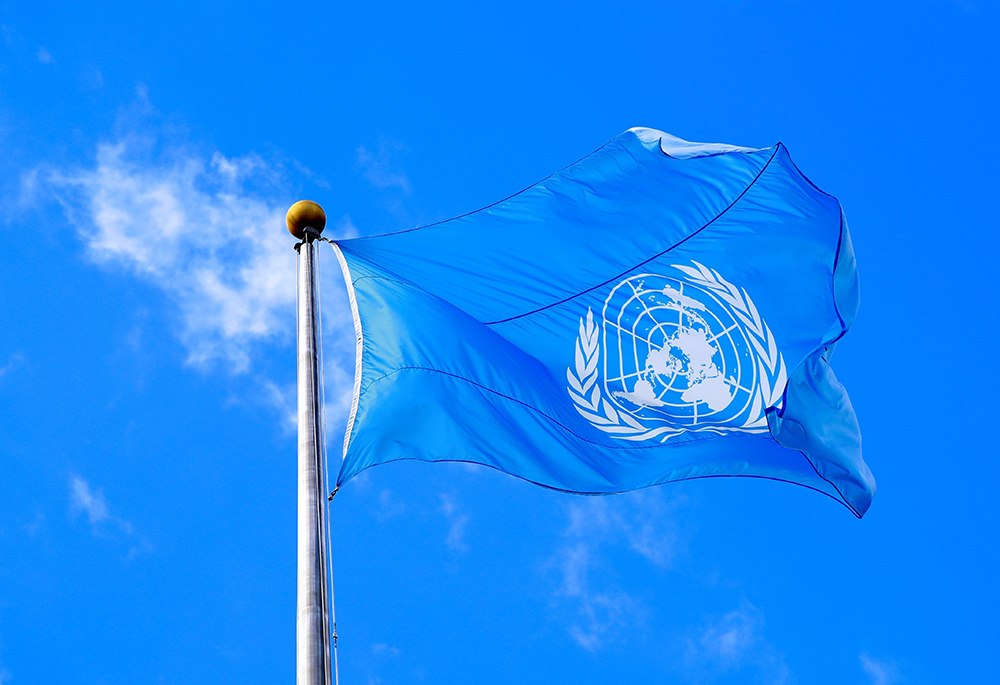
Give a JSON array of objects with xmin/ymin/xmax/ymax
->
[{"xmin": 314, "ymin": 238, "xmax": 340, "ymax": 685}]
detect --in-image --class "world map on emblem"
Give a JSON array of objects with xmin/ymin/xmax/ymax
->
[{"xmin": 601, "ymin": 273, "xmax": 758, "ymax": 428}]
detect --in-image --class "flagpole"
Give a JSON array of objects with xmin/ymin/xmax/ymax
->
[{"xmin": 288, "ymin": 200, "xmax": 332, "ymax": 685}]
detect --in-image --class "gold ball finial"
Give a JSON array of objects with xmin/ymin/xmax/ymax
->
[{"xmin": 286, "ymin": 200, "xmax": 327, "ymax": 240}]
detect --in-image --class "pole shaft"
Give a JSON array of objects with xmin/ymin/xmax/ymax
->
[{"xmin": 296, "ymin": 238, "xmax": 331, "ymax": 685}]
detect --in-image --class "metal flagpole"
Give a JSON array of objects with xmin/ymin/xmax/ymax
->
[{"xmin": 288, "ymin": 200, "xmax": 332, "ymax": 685}]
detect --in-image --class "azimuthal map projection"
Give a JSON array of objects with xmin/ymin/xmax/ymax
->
[{"xmin": 568, "ymin": 263, "xmax": 787, "ymax": 443}]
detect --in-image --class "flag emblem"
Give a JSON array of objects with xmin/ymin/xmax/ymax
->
[{"xmin": 567, "ymin": 262, "xmax": 787, "ymax": 443}]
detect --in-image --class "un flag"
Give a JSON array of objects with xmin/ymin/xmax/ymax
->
[{"xmin": 329, "ymin": 128, "xmax": 875, "ymax": 517}]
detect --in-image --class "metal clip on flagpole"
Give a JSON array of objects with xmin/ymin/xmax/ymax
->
[{"xmin": 288, "ymin": 200, "xmax": 334, "ymax": 685}]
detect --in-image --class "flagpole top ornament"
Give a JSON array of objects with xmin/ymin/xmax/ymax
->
[{"xmin": 286, "ymin": 200, "xmax": 327, "ymax": 240}]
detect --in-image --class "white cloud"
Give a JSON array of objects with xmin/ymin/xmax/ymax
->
[
  {"xmin": 551, "ymin": 494, "xmax": 793, "ymax": 677},
  {"xmin": 38, "ymin": 102, "xmax": 359, "ymax": 425},
  {"xmin": 70, "ymin": 475, "xmax": 110, "ymax": 525},
  {"xmin": 0, "ymin": 352, "xmax": 24, "ymax": 380},
  {"xmin": 544, "ymin": 491, "xmax": 686, "ymax": 651},
  {"xmin": 438, "ymin": 492, "xmax": 470, "ymax": 553},
  {"xmin": 44, "ymin": 122, "xmax": 356, "ymax": 374},
  {"xmin": 376, "ymin": 489, "xmax": 406, "ymax": 520},
  {"xmin": 1, "ymin": 24, "xmax": 20, "ymax": 51},
  {"xmin": 24, "ymin": 513, "xmax": 45, "ymax": 537},
  {"xmin": 564, "ymin": 490, "xmax": 682, "ymax": 568},
  {"xmin": 684, "ymin": 602, "xmax": 791, "ymax": 684},
  {"xmin": 36, "ymin": 47, "xmax": 53, "ymax": 64},
  {"xmin": 69, "ymin": 474, "xmax": 152, "ymax": 557},
  {"xmin": 861, "ymin": 652, "xmax": 902, "ymax": 685},
  {"xmin": 254, "ymin": 377, "xmax": 297, "ymax": 433},
  {"xmin": 46, "ymin": 136, "xmax": 292, "ymax": 371},
  {"xmin": 356, "ymin": 140, "xmax": 412, "ymax": 194},
  {"xmin": 942, "ymin": 0, "xmax": 975, "ymax": 11},
  {"xmin": 319, "ymin": 342, "xmax": 360, "ymax": 424},
  {"xmin": 695, "ymin": 605, "xmax": 761, "ymax": 665},
  {"xmin": 548, "ymin": 536, "xmax": 642, "ymax": 652},
  {"xmin": 371, "ymin": 643, "xmax": 400, "ymax": 657}
]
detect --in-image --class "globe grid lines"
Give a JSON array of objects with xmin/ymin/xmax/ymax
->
[
  {"xmin": 613, "ymin": 282, "xmax": 692, "ymax": 403},
  {"xmin": 567, "ymin": 262, "xmax": 786, "ymax": 443},
  {"xmin": 603, "ymin": 274, "xmax": 755, "ymax": 425},
  {"xmin": 568, "ymin": 307, "xmax": 681, "ymax": 442}
]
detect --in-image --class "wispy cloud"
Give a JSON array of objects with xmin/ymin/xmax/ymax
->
[
  {"xmin": 549, "ymin": 537, "xmax": 643, "ymax": 652},
  {"xmin": 70, "ymin": 475, "xmax": 111, "ymax": 526},
  {"xmin": 84, "ymin": 67, "xmax": 104, "ymax": 89},
  {"xmin": 69, "ymin": 474, "xmax": 152, "ymax": 558},
  {"xmin": 1, "ymin": 24, "xmax": 21, "ymax": 52},
  {"xmin": 371, "ymin": 643, "xmax": 400, "ymax": 657},
  {"xmin": 684, "ymin": 602, "xmax": 791, "ymax": 684},
  {"xmin": 254, "ymin": 377, "xmax": 297, "ymax": 433},
  {"xmin": 376, "ymin": 489, "xmax": 406, "ymax": 520},
  {"xmin": 439, "ymin": 492, "xmax": 470, "ymax": 553},
  {"xmin": 0, "ymin": 352, "xmax": 24, "ymax": 380},
  {"xmin": 941, "ymin": 0, "xmax": 975, "ymax": 12},
  {"xmin": 36, "ymin": 46, "xmax": 53, "ymax": 64},
  {"xmin": 861, "ymin": 652, "xmax": 902, "ymax": 685},
  {"xmin": 24, "ymin": 513, "xmax": 45, "ymax": 537},
  {"xmin": 544, "ymin": 491, "xmax": 685, "ymax": 651},
  {"xmin": 690, "ymin": 603, "xmax": 762, "ymax": 667},
  {"xmin": 564, "ymin": 490, "xmax": 682, "ymax": 568},
  {"xmin": 35, "ymin": 93, "xmax": 358, "ymax": 423},
  {"xmin": 46, "ymin": 136, "xmax": 296, "ymax": 371},
  {"xmin": 356, "ymin": 139, "xmax": 412, "ymax": 194}
]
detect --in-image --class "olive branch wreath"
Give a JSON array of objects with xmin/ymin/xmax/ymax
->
[{"xmin": 566, "ymin": 262, "xmax": 786, "ymax": 442}]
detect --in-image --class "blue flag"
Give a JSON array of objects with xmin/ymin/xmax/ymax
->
[{"xmin": 329, "ymin": 128, "xmax": 875, "ymax": 517}]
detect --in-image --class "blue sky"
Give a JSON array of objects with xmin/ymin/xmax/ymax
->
[{"xmin": 1, "ymin": 0, "xmax": 997, "ymax": 683}]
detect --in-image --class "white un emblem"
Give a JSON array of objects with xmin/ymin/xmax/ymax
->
[{"xmin": 567, "ymin": 262, "xmax": 788, "ymax": 443}]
